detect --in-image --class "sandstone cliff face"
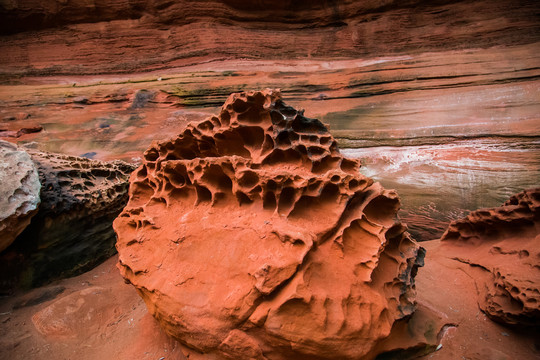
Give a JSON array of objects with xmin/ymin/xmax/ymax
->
[
  {"xmin": 1, "ymin": 0, "xmax": 539, "ymax": 75},
  {"xmin": 440, "ymin": 188, "xmax": 540, "ymax": 327},
  {"xmin": 114, "ymin": 90, "xmax": 425, "ymax": 359},
  {"xmin": 0, "ymin": 141, "xmax": 40, "ymax": 252},
  {"xmin": 0, "ymin": 150, "xmax": 135, "ymax": 291}
]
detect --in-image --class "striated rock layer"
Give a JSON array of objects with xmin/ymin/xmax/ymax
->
[
  {"xmin": 440, "ymin": 188, "xmax": 540, "ymax": 327},
  {"xmin": 0, "ymin": 150, "xmax": 135, "ymax": 291},
  {"xmin": 1, "ymin": 0, "xmax": 539, "ymax": 76},
  {"xmin": 0, "ymin": 140, "xmax": 40, "ymax": 252},
  {"xmin": 114, "ymin": 90, "xmax": 425, "ymax": 359}
]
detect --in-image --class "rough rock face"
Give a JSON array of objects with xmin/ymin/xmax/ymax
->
[
  {"xmin": 0, "ymin": 150, "xmax": 135, "ymax": 291},
  {"xmin": 440, "ymin": 188, "xmax": 540, "ymax": 327},
  {"xmin": 1, "ymin": 0, "xmax": 539, "ymax": 75},
  {"xmin": 114, "ymin": 90, "xmax": 425, "ymax": 359},
  {"xmin": 0, "ymin": 141, "xmax": 40, "ymax": 252}
]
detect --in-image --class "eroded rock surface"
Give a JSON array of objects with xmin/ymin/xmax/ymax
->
[
  {"xmin": 1, "ymin": 0, "xmax": 539, "ymax": 75},
  {"xmin": 0, "ymin": 150, "xmax": 135, "ymax": 291},
  {"xmin": 32, "ymin": 286, "xmax": 124, "ymax": 340},
  {"xmin": 0, "ymin": 140, "xmax": 40, "ymax": 252},
  {"xmin": 440, "ymin": 188, "xmax": 540, "ymax": 327},
  {"xmin": 114, "ymin": 90, "xmax": 425, "ymax": 359}
]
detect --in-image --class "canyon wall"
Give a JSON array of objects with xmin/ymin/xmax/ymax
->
[{"xmin": 1, "ymin": 0, "xmax": 539, "ymax": 75}]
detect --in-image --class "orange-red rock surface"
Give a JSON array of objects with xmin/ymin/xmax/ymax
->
[
  {"xmin": 1, "ymin": 0, "xmax": 539, "ymax": 76},
  {"xmin": 415, "ymin": 240, "xmax": 540, "ymax": 360},
  {"xmin": 2, "ymin": 189, "xmax": 539, "ymax": 360},
  {"xmin": 440, "ymin": 188, "xmax": 540, "ymax": 327},
  {"xmin": 0, "ymin": 256, "xmax": 187, "ymax": 360},
  {"xmin": 1, "ymin": 43, "xmax": 538, "ymax": 240},
  {"xmin": 0, "ymin": 0, "xmax": 539, "ymax": 358},
  {"xmin": 114, "ymin": 90, "xmax": 426, "ymax": 359},
  {"xmin": 415, "ymin": 189, "xmax": 540, "ymax": 359}
]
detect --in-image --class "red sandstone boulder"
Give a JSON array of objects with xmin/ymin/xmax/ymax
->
[
  {"xmin": 440, "ymin": 188, "xmax": 540, "ymax": 327},
  {"xmin": 114, "ymin": 90, "xmax": 425, "ymax": 359}
]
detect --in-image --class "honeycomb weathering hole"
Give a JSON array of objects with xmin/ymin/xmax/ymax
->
[
  {"xmin": 114, "ymin": 89, "xmax": 424, "ymax": 359},
  {"xmin": 363, "ymin": 194, "xmax": 400, "ymax": 227}
]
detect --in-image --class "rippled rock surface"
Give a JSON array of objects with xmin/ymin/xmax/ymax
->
[{"xmin": 114, "ymin": 90, "xmax": 425, "ymax": 359}]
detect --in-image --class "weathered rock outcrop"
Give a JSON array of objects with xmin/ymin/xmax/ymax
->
[
  {"xmin": 114, "ymin": 90, "xmax": 425, "ymax": 359},
  {"xmin": 1, "ymin": 0, "xmax": 539, "ymax": 75},
  {"xmin": 440, "ymin": 188, "xmax": 540, "ymax": 327},
  {"xmin": 0, "ymin": 150, "xmax": 135, "ymax": 291},
  {"xmin": 0, "ymin": 141, "xmax": 40, "ymax": 252}
]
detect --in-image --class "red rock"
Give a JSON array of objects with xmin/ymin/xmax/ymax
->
[
  {"xmin": 440, "ymin": 188, "xmax": 540, "ymax": 327},
  {"xmin": 0, "ymin": 126, "xmax": 42, "ymax": 138},
  {"xmin": 1, "ymin": 1, "xmax": 539, "ymax": 76},
  {"xmin": 114, "ymin": 90, "xmax": 425, "ymax": 359},
  {"xmin": 415, "ymin": 239, "xmax": 540, "ymax": 360},
  {"xmin": 32, "ymin": 286, "xmax": 117, "ymax": 339},
  {"xmin": 2, "ymin": 251, "xmax": 538, "ymax": 360}
]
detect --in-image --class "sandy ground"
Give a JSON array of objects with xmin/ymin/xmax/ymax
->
[{"xmin": 0, "ymin": 256, "xmax": 185, "ymax": 360}]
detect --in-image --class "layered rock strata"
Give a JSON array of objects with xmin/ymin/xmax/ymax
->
[
  {"xmin": 1, "ymin": 0, "xmax": 539, "ymax": 75},
  {"xmin": 0, "ymin": 140, "xmax": 40, "ymax": 252},
  {"xmin": 0, "ymin": 150, "xmax": 135, "ymax": 291},
  {"xmin": 440, "ymin": 188, "xmax": 540, "ymax": 327},
  {"xmin": 114, "ymin": 90, "xmax": 425, "ymax": 359}
]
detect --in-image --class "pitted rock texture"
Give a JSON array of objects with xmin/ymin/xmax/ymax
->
[
  {"xmin": 0, "ymin": 150, "xmax": 135, "ymax": 291},
  {"xmin": 0, "ymin": 140, "xmax": 40, "ymax": 252},
  {"xmin": 114, "ymin": 90, "xmax": 425, "ymax": 359},
  {"xmin": 441, "ymin": 188, "xmax": 540, "ymax": 327}
]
